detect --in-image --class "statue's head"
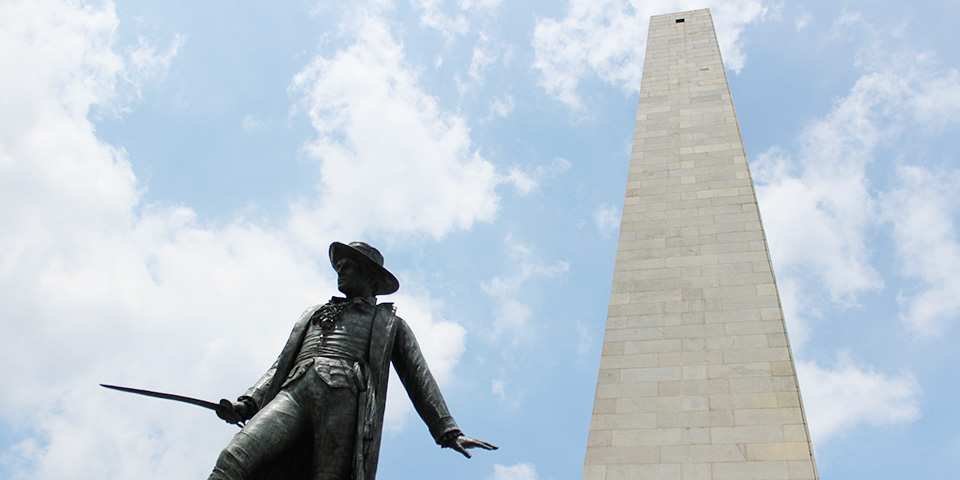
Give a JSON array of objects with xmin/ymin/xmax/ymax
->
[{"xmin": 329, "ymin": 241, "xmax": 400, "ymax": 297}]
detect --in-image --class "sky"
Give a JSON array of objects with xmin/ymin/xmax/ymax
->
[{"xmin": 1, "ymin": 0, "xmax": 959, "ymax": 479}]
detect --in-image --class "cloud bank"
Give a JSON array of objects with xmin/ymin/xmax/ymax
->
[
  {"xmin": 0, "ymin": 2, "xmax": 477, "ymax": 478},
  {"xmin": 753, "ymin": 20, "xmax": 960, "ymax": 443}
]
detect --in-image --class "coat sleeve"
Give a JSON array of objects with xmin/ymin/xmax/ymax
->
[
  {"xmin": 239, "ymin": 359, "xmax": 279, "ymax": 412},
  {"xmin": 239, "ymin": 305, "xmax": 318, "ymax": 412},
  {"xmin": 390, "ymin": 317, "xmax": 461, "ymax": 443}
]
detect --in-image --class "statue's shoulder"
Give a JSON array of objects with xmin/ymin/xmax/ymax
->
[
  {"xmin": 303, "ymin": 297, "xmax": 342, "ymax": 315},
  {"xmin": 291, "ymin": 303, "xmax": 324, "ymax": 328},
  {"xmin": 374, "ymin": 302, "xmax": 399, "ymax": 329}
]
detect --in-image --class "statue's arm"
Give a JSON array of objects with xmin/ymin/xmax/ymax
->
[
  {"xmin": 391, "ymin": 317, "xmax": 459, "ymax": 442},
  {"xmin": 238, "ymin": 359, "xmax": 279, "ymax": 413},
  {"xmin": 216, "ymin": 360, "xmax": 276, "ymax": 425},
  {"xmin": 391, "ymin": 318, "xmax": 497, "ymax": 457},
  {"xmin": 217, "ymin": 306, "xmax": 318, "ymax": 424}
]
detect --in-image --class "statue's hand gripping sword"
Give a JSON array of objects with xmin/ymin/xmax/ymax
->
[{"xmin": 100, "ymin": 383, "xmax": 245, "ymax": 426}]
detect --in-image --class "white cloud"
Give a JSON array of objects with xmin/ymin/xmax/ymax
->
[
  {"xmin": 488, "ymin": 95, "xmax": 515, "ymax": 119},
  {"xmin": 504, "ymin": 168, "xmax": 538, "ymax": 196},
  {"xmin": 458, "ymin": 33, "xmax": 515, "ymax": 99},
  {"xmin": 241, "ymin": 113, "xmax": 264, "ymax": 132},
  {"xmin": 532, "ymin": 0, "xmax": 765, "ymax": 109},
  {"xmin": 489, "ymin": 377, "xmax": 524, "ymax": 410},
  {"xmin": 0, "ymin": 18, "xmax": 298, "ymax": 466},
  {"xmin": 882, "ymin": 165, "xmax": 960, "ymax": 334},
  {"xmin": 747, "ymin": 28, "xmax": 958, "ymax": 453},
  {"xmin": 593, "ymin": 203, "xmax": 620, "ymax": 238},
  {"xmin": 412, "ymin": 0, "xmax": 468, "ymax": 39},
  {"xmin": 490, "ymin": 298, "xmax": 533, "ymax": 339},
  {"xmin": 457, "ymin": 34, "xmax": 499, "ymax": 94},
  {"xmin": 797, "ymin": 356, "xmax": 921, "ymax": 444},
  {"xmin": 290, "ymin": 15, "xmax": 500, "ymax": 241},
  {"xmin": 482, "ymin": 236, "xmax": 570, "ymax": 299},
  {"xmin": 491, "ymin": 463, "xmax": 539, "ymax": 480},
  {"xmin": 754, "ymin": 62, "xmax": 920, "ymax": 302},
  {"xmin": 831, "ymin": 10, "xmax": 863, "ymax": 32},
  {"xmin": 755, "ymin": 41, "xmax": 960, "ymax": 314},
  {"xmin": 491, "ymin": 379, "xmax": 506, "ymax": 399},
  {"xmin": 482, "ymin": 236, "xmax": 569, "ymax": 341},
  {"xmin": 501, "ymin": 157, "xmax": 572, "ymax": 196},
  {"xmin": 754, "ymin": 145, "xmax": 882, "ymax": 304},
  {"xmin": 120, "ymin": 34, "xmax": 185, "ymax": 107},
  {"xmin": 573, "ymin": 320, "xmax": 596, "ymax": 363},
  {"xmin": 908, "ymin": 67, "xmax": 960, "ymax": 128},
  {"xmin": 460, "ymin": 0, "xmax": 503, "ymax": 11},
  {"xmin": 468, "ymin": 43, "xmax": 497, "ymax": 83}
]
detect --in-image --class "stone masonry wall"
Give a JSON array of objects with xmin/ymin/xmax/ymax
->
[{"xmin": 582, "ymin": 9, "xmax": 818, "ymax": 480}]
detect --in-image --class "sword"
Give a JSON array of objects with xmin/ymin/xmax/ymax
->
[{"xmin": 100, "ymin": 383, "xmax": 244, "ymax": 426}]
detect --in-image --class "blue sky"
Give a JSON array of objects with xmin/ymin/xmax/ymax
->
[{"xmin": 1, "ymin": 0, "xmax": 959, "ymax": 479}]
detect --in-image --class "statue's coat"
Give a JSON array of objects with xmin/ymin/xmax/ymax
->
[{"xmin": 238, "ymin": 303, "xmax": 459, "ymax": 480}]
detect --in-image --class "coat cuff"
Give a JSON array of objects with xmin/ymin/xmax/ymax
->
[
  {"xmin": 438, "ymin": 429, "xmax": 464, "ymax": 447},
  {"xmin": 428, "ymin": 415, "xmax": 460, "ymax": 444}
]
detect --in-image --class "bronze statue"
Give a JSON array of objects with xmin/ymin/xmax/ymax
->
[{"xmin": 207, "ymin": 241, "xmax": 496, "ymax": 480}]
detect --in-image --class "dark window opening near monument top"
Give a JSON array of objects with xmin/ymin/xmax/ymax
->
[{"xmin": 676, "ymin": 18, "xmax": 685, "ymax": 23}]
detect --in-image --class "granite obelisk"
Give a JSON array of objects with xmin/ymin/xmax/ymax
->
[{"xmin": 582, "ymin": 9, "xmax": 818, "ymax": 480}]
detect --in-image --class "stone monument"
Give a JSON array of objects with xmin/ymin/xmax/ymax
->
[{"xmin": 582, "ymin": 9, "xmax": 818, "ymax": 480}]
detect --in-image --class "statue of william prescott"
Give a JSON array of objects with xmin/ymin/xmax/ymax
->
[{"xmin": 209, "ymin": 241, "xmax": 496, "ymax": 480}]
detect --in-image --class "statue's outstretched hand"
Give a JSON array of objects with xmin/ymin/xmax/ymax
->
[{"xmin": 444, "ymin": 434, "xmax": 498, "ymax": 458}]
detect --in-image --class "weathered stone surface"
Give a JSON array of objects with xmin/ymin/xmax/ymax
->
[{"xmin": 582, "ymin": 9, "xmax": 818, "ymax": 480}]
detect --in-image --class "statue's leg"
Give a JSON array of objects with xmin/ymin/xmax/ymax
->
[
  {"xmin": 208, "ymin": 390, "xmax": 307, "ymax": 480},
  {"xmin": 298, "ymin": 368, "xmax": 360, "ymax": 480}
]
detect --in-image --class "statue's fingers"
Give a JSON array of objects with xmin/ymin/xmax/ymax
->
[
  {"xmin": 462, "ymin": 437, "xmax": 498, "ymax": 450},
  {"xmin": 453, "ymin": 442, "xmax": 473, "ymax": 458},
  {"xmin": 216, "ymin": 399, "xmax": 241, "ymax": 424},
  {"xmin": 473, "ymin": 440, "xmax": 498, "ymax": 450}
]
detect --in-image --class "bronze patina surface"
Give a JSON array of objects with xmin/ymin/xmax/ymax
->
[{"xmin": 204, "ymin": 241, "xmax": 496, "ymax": 480}]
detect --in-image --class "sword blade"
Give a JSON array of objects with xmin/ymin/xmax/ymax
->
[{"xmin": 100, "ymin": 383, "xmax": 220, "ymax": 411}]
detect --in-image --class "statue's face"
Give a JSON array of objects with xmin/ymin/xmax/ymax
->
[{"xmin": 335, "ymin": 257, "xmax": 373, "ymax": 297}]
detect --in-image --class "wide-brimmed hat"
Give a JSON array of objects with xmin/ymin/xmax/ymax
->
[{"xmin": 329, "ymin": 241, "xmax": 400, "ymax": 296}]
